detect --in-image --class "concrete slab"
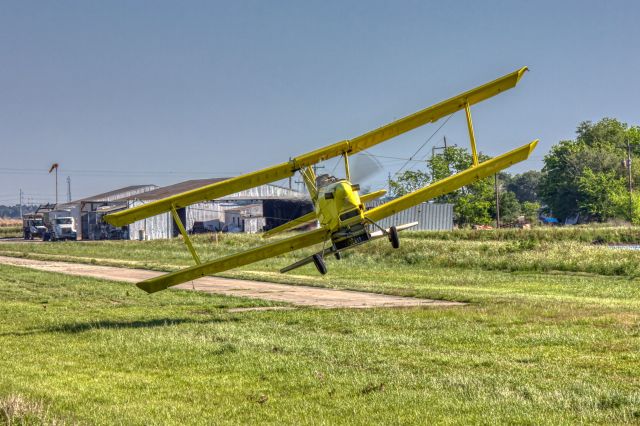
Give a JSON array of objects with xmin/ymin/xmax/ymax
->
[{"xmin": 0, "ymin": 255, "xmax": 465, "ymax": 309}]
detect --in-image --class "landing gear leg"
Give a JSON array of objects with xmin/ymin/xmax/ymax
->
[{"xmin": 365, "ymin": 218, "xmax": 400, "ymax": 249}]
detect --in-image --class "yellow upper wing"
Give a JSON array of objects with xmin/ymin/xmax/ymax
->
[
  {"xmin": 104, "ymin": 67, "xmax": 529, "ymax": 227},
  {"xmin": 365, "ymin": 140, "xmax": 538, "ymax": 223},
  {"xmin": 136, "ymin": 227, "xmax": 329, "ymax": 293}
]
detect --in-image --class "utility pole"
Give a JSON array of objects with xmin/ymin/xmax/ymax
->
[
  {"xmin": 312, "ymin": 164, "xmax": 325, "ymax": 176},
  {"xmin": 432, "ymin": 136, "xmax": 447, "ymax": 158},
  {"xmin": 495, "ymin": 174, "xmax": 501, "ymax": 228},
  {"xmin": 19, "ymin": 189, "xmax": 23, "ymax": 217},
  {"xmin": 66, "ymin": 176, "xmax": 72, "ymax": 202},
  {"xmin": 626, "ymin": 139, "xmax": 633, "ymax": 218}
]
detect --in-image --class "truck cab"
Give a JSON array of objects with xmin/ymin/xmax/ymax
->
[{"xmin": 43, "ymin": 210, "xmax": 77, "ymax": 241}]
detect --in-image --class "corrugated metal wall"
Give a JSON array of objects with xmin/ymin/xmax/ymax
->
[
  {"xmin": 127, "ymin": 201, "xmax": 270, "ymax": 239},
  {"xmin": 220, "ymin": 185, "xmax": 306, "ymax": 200},
  {"xmin": 365, "ymin": 201, "xmax": 453, "ymax": 231},
  {"xmin": 186, "ymin": 202, "xmax": 225, "ymax": 230},
  {"xmin": 127, "ymin": 200, "xmax": 172, "ymax": 240},
  {"xmin": 244, "ymin": 217, "xmax": 267, "ymax": 233}
]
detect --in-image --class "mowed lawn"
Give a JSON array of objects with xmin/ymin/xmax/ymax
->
[{"xmin": 1, "ymin": 229, "xmax": 640, "ymax": 424}]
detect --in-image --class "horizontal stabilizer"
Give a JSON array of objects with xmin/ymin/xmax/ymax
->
[
  {"xmin": 262, "ymin": 211, "xmax": 317, "ymax": 239},
  {"xmin": 360, "ymin": 189, "xmax": 387, "ymax": 203},
  {"xmin": 369, "ymin": 222, "xmax": 419, "ymax": 238}
]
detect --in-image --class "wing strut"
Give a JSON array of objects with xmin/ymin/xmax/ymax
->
[
  {"xmin": 170, "ymin": 205, "xmax": 201, "ymax": 265},
  {"xmin": 464, "ymin": 102, "xmax": 480, "ymax": 167}
]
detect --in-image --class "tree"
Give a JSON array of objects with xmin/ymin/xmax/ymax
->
[
  {"xmin": 389, "ymin": 170, "xmax": 430, "ymax": 198},
  {"xmin": 576, "ymin": 168, "xmax": 625, "ymax": 222},
  {"xmin": 507, "ymin": 170, "xmax": 541, "ymax": 203},
  {"xmin": 428, "ymin": 147, "xmax": 495, "ymax": 225},
  {"xmin": 495, "ymin": 191, "xmax": 521, "ymax": 224},
  {"xmin": 521, "ymin": 201, "xmax": 541, "ymax": 223},
  {"xmin": 539, "ymin": 118, "xmax": 640, "ymax": 221},
  {"xmin": 388, "ymin": 146, "xmax": 498, "ymax": 226}
]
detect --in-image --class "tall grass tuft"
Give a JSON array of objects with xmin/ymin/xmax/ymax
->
[{"xmin": 0, "ymin": 394, "xmax": 67, "ymax": 425}]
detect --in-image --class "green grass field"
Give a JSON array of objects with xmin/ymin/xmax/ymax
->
[{"xmin": 1, "ymin": 228, "xmax": 640, "ymax": 424}]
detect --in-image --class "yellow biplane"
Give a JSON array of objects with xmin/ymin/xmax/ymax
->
[{"xmin": 104, "ymin": 67, "xmax": 538, "ymax": 294}]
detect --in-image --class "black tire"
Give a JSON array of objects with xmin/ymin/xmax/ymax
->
[
  {"xmin": 388, "ymin": 226, "xmax": 400, "ymax": 249},
  {"xmin": 334, "ymin": 251, "xmax": 342, "ymax": 260},
  {"xmin": 312, "ymin": 253, "xmax": 328, "ymax": 275}
]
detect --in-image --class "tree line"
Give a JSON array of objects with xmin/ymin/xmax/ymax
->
[
  {"xmin": 0, "ymin": 205, "xmax": 38, "ymax": 218},
  {"xmin": 390, "ymin": 118, "xmax": 640, "ymax": 226}
]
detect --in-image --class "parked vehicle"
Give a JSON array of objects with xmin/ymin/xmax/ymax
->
[
  {"xmin": 42, "ymin": 210, "xmax": 77, "ymax": 241},
  {"xmin": 22, "ymin": 214, "xmax": 47, "ymax": 240}
]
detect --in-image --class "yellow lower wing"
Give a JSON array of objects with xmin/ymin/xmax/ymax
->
[
  {"xmin": 366, "ymin": 140, "xmax": 538, "ymax": 223},
  {"xmin": 137, "ymin": 228, "xmax": 329, "ymax": 293}
]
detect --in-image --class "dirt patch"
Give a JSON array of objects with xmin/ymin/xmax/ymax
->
[
  {"xmin": 227, "ymin": 306, "xmax": 297, "ymax": 313},
  {"xmin": 0, "ymin": 255, "xmax": 466, "ymax": 309}
]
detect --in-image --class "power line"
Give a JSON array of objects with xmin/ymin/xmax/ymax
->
[{"xmin": 0, "ymin": 167, "xmax": 242, "ymax": 177}]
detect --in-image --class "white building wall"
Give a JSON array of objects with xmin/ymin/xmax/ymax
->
[
  {"xmin": 366, "ymin": 202, "xmax": 454, "ymax": 231},
  {"xmin": 220, "ymin": 185, "xmax": 306, "ymax": 200},
  {"xmin": 186, "ymin": 202, "xmax": 225, "ymax": 230},
  {"xmin": 127, "ymin": 200, "xmax": 172, "ymax": 240},
  {"xmin": 125, "ymin": 183, "xmax": 306, "ymax": 240}
]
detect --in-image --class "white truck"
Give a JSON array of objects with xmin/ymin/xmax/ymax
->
[{"xmin": 42, "ymin": 210, "xmax": 77, "ymax": 241}]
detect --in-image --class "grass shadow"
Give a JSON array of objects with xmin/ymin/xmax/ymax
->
[{"xmin": 2, "ymin": 316, "xmax": 240, "ymax": 337}]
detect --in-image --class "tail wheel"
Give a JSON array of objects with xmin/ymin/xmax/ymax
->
[
  {"xmin": 312, "ymin": 253, "xmax": 328, "ymax": 275},
  {"xmin": 334, "ymin": 251, "xmax": 342, "ymax": 260},
  {"xmin": 388, "ymin": 226, "xmax": 400, "ymax": 249}
]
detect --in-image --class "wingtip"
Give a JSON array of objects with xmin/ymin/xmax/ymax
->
[
  {"xmin": 515, "ymin": 66, "xmax": 529, "ymax": 84},
  {"xmin": 530, "ymin": 138, "xmax": 539, "ymax": 147},
  {"xmin": 136, "ymin": 281, "xmax": 162, "ymax": 294}
]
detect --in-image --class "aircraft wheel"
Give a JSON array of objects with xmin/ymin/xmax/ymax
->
[
  {"xmin": 388, "ymin": 226, "xmax": 400, "ymax": 249},
  {"xmin": 334, "ymin": 251, "xmax": 342, "ymax": 260},
  {"xmin": 312, "ymin": 253, "xmax": 328, "ymax": 275}
]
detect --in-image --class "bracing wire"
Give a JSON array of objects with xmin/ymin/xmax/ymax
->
[{"xmin": 393, "ymin": 112, "xmax": 455, "ymax": 176}]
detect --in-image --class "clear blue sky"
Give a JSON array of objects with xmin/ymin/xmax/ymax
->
[{"xmin": 1, "ymin": 0, "xmax": 639, "ymax": 204}]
